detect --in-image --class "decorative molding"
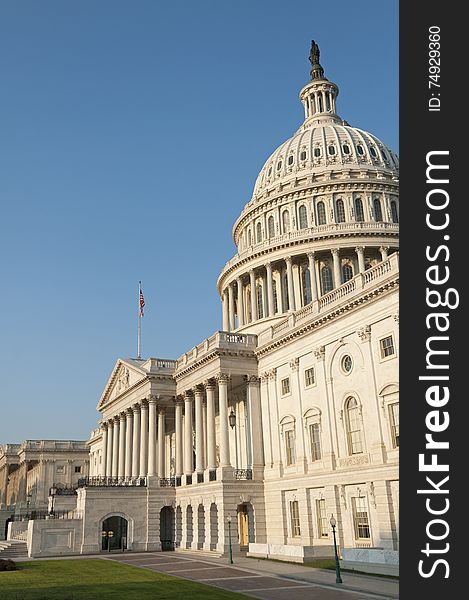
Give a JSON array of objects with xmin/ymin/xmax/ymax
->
[
  {"xmin": 393, "ymin": 312, "xmax": 399, "ymax": 323},
  {"xmin": 314, "ymin": 346, "xmax": 326, "ymax": 361},
  {"xmin": 368, "ymin": 482, "xmax": 376, "ymax": 508},
  {"xmin": 116, "ymin": 366, "xmax": 130, "ymax": 392},
  {"xmin": 357, "ymin": 325, "xmax": 371, "ymax": 342},
  {"xmin": 216, "ymin": 373, "xmax": 230, "ymax": 385},
  {"xmin": 244, "ymin": 375, "xmax": 260, "ymax": 385},
  {"xmin": 289, "ymin": 357, "xmax": 300, "ymax": 372},
  {"xmin": 338, "ymin": 454, "xmax": 370, "ymax": 468},
  {"xmin": 340, "ymin": 485, "xmax": 347, "ymax": 509}
]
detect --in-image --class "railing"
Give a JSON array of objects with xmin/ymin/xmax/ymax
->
[
  {"xmin": 154, "ymin": 359, "xmax": 177, "ymax": 369},
  {"xmin": 53, "ymin": 485, "xmax": 78, "ymax": 496},
  {"xmin": 20, "ymin": 440, "xmax": 88, "ymax": 452},
  {"xmin": 222, "ymin": 221, "xmax": 399, "ymax": 274},
  {"xmin": 11, "ymin": 509, "xmax": 81, "ymax": 521},
  {"xmin": 159, "ymin": 478, "xmax": 175, "ymax": 487},
  {"xmin": 267, "ymin": 254, "xmax": 399, "ymax": 343},
  {"xmin": 77, "ymin": 476, "xmax": 147, "ymax": 488},
  {"xmin": 176, "ymin": 331, "xmax": 257, "ymax": 369},
  {"xmin": 234, "ymin": 469, "xmax": 253, "ymax": 480}
]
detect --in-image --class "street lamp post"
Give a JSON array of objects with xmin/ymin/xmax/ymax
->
[
  {"xmin": 229, "ymin": 409, "xmax": 238, "ymax": 470},
  {"xmin": 330, "ymin": 514, "xmax": 343, "ymax": 584},
  {"xmin": 49, "ymin": 486, "xmax": 57, "ymax": 517},
  {"xmin": 227, "ymin": 515, "xmax": 233, "ymax": 564}
]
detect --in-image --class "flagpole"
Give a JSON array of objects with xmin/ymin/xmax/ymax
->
[{"xmin": 137, "ymin": 281, "xmax": 142, "ymax": 359}]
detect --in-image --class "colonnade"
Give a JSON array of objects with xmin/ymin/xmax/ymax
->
[
  {"xmin": 221, "ymin": 245, "xmax": 391, "ymax": 331},
  {"xmin": 100, "ymin": 375, "xmax": 263, "ymax": 483}
]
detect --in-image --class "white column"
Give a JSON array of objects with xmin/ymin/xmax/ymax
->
[
  {"xmin": 106, "ymin": 421, "xmax": 113, "ymax": 476},
  {"xmin": 307, "ymin": 252, "xmax": 318, "ymax": 302},
  {"xmin": 379, "ymin": 246, "xmax": 389, "ymax": 261},
  {"xmin": 118, "ymin": 413, "xmax": 126, "ymax": 478},
  {"xmin": 356, "ymin": 246, "xmax": 366, "ymax": 273},
  {"xmin": 285, "ymin": 256, "xmax": 296, "ymax": 311},
  {"xmin": 148, "ymin": 397, "xmax": 157, "ymax": 477},
  {"xmin": 228, "ymin": 284, "xmax": 235, "ymax": 332},
  {"xmin": 277, "ymin": 269, "xmax": 285, "ymax": 313},
  {"xmin": 222, "ymin": 290, "xmax": 229, "ymax": 331},
  {"xmin": 205, "ymin": 381, "xmax": 217, "ymax": 471},
  {"xmin": 332, "ymin": 248, "xmax": 341, "ymax": 288},
  {"xmin": 249, "ymin": 269, "xmax": 258, "ymax": 322},
  {"xmin": 139, "ymin": 401, "xmax": 149, "ymax": 477},
  {"xmin": 125, "ymin": 409, "xmax": 133, "ymax": 478},
  {"xmin": 101, "ymin": 424, "xmax": 108, "ymax": 476},
  {"xmin": 175, "ymin": 399, "xmax": 183, "ymax": 478},
  {"xmin": 132, "ymin": 404, "xmax": 141, "ymax": 478},
  {"xmin": 246, "ymin": 376, "xmax": 264, "ymax": 469},
  {"xmin": 202, "ymin": 398, "xmax": 207, "ymax": 471},
  {"xmin": 266, "ymin": 262, "xmax": 274, "ymax": 316},
  {"xmin": 111, "ymin": 418, "xmax": 119, "ymax": 477},
  {"xmin": 157, "ymin": 408, "xmax": 166, "ymax": 478},
  {"xmin": 184, "ymin": 392, "xmax": 193, "ymax": 476},
  {"xmin": 195, "ymin": 386, "xmax": 204, "ymax": 475},
  {"xmin": 236, "ymin": 277, "xmax": 244, "ymax": 327},
  {"xmin": 217, "ymin": 374, "xmax": 231, "ymax": 467}
]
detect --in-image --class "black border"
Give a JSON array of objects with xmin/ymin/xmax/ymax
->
[{"xmin": 400, "ymin": 3, "xmax": 465, "ymax": 596}]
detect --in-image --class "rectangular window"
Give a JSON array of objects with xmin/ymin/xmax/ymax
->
[
  {"xmin": 74, "ymin": 466, "xmax": 81, "ymax": 473},
  {"xmin": 352, "ymin": 497, "xmax": 371, "ymax": 540},
  {"xmin": 380, "ymin": 335, "xmax": 395, "ymax": 358},
  {"xmin": 316, "ymin": 499, "xmax": 328, "ymax": 538},
  {"xmin": 281, "ymin": 377, "xmax": 290, "ymax": 396},
  {"xmin": 309, "ymin": 423, "xmax": 322, "ymax": 461},
  {"xmin": 389, "ymin": 403, "xmax": 399, "ymax": 448},
  {"xmin": 290, "ymin": 500, "xmax": 301, "ymax": 537},
  {"xmin": 304, "ymin": 367, "xmax": 315, "ymax": 387},
  {"xmin": 56, "ymin": 466, "xmax": 64, "ymax": 474},
  {"xmin": 285, "ymin": 430, "xmax": 296, "ymax": 466}
]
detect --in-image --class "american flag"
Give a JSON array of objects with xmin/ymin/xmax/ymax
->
[{"xmin": 139, "ymin": 286, "xmax": 145, "ymax": 317}]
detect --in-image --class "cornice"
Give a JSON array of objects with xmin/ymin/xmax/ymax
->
[
  {"xmin": 218, "ymin": 229, "xmax": 399, "ymax": 290},
  {"xmin": 174, "ymin": 348, "xmax": 256, "ymax": 382},
  {"xmin": 255, "ymin": 276, "xmax": 399, "ymax": 357}
]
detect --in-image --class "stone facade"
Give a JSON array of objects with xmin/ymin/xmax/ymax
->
[{"xmin": 20, "ymin": 43, "xmax": 399, "ymax": 569}]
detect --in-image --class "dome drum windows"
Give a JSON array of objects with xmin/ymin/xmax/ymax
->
[
  {"xmin": 316, "ymin": 201, "xmax": 327, "ymax": 226},
  {"xmin": 335, "ymin": 199, "xmax": 346, "ymax": 223},
  {"xmin": 342, "ymin": 143, "xmax": 351, "ymax": 155},
  {"xmin": 342, "ymin": 263, "xmax": 353, "ymax": 282},
  {"xmin": 277, "ymin": 160, "xmax": 283, "ymax": 171},
  {"xmin": 282, "ymin": 210, "xmax": 290, "ymax": 234},
  {"xmin": 369, "ymin": 146, "xmax": 378, "ymax": 159},
  {"xmin": 354, "ymin": 197, "xmax": 365, "ymax": 222},
  {"xmin": 313, "ymin": 147, "xmax": 321, "ymax": 158},
  {"xmin": 300, "ymin": 149, "xmax": 308, "ymax": 161},
  {"xmin": 373, "ymin": 198, "xmax": 383, "ymax": 222},
  {"xmin": 356, "ymin": 144, "xmax": 365, "ymax": 156},
  {"xmin": 390, "ymin": 200, "xmax": 399, "ymax": 223},
  {"xmin": 298, "ymin": 205, "xmax": 308, "ymax": 230},
  {"xmin": 328, "ymin": 145, "xmax": 336, "ymax": 156},
  {"xmin": 320, "ymin": 265, "xmax": 333, "ymax": 294},
  {"xmin": 268, "ymin": 215, "xmax": 275, "ymax": 238},
  {"xmin": 256, "ymin": 222, "xmax": 262, "ymax": 243},
  {"xmin": 287, "ymin": 155, "xmax": 294, "ymax": 167}
]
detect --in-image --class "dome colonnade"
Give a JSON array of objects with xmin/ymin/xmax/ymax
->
[{"xmin": 218, "ymin": 46, "xmax": 399, "ymax": 332}]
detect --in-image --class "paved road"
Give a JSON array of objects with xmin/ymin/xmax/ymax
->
[{"xmin": 103, "ymin": 551, "xmax": 399, "ymax": 600}]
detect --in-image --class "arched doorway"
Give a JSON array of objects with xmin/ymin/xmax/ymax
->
[
  {"xmin": 160, "ymin": 506, "xmax": 175, "ymax": 551},
  {"xmin": 102, "ymin": 515, "xmax": 128, "ymax": 552},
  {"xmin": 237, "ymin": 503, "xmax": 254, "ymax": 550}
]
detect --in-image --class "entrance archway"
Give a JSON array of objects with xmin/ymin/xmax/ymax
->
[
  {"xmin": 160, "ymin": 506, "xmax": 175, "ymax": 551},
  {"xmin": 102, "ymin": 515, "xmax": 128, "ymax": 551},
  {"xmin": 237, "ymin": 503, "xmax": 254, "ymax": 550}
]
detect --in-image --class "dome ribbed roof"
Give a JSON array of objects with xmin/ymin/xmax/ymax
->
[{"xmin": 252, "ymin": 123, "xmax": 399, "ymax": 198}]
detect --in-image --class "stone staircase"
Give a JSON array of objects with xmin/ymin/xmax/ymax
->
[{"xmin": 0, "ymin": 540, "xmax": 29, "ymax": 560}]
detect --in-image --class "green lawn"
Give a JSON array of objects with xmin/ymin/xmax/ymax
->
[{"xmin": 0, "ymin": 559, "xmax": 247, "ymax": 600}]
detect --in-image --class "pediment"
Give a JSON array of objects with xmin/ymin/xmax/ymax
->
[{"xmin": 97, "ymin": 358, "xmax": 147, "ymax": 411}]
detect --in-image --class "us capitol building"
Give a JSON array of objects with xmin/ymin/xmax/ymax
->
[{"xmin": 8, "ymin": 42, "xmax": 400, "ymax": 571}]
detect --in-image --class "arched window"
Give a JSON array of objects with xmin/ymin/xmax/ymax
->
[
  {"xmin": 268, "ymin": 215, "xmax": 275, "ymax": 238},
  {"xmin": 321, "ymin": 266, "xmax": 333, "ymax": 294},
  {"xmin": 336, "ymin": 199, "xmax": 345, "ymax": 223},
  {"xmin": 301, "ymin": 266, "xmax": 312, "ymax": 305},
  {"xmin": 342, "ymin": 263, "xmax": 353, "ymax": 282},
  {"xmin": 299, "ymin": 205, "xmax": 308, "ymax": 229},
  {"xmin": 282, "ymin": 210, "xmax": 290, "ymax": 233},
  {"xmin": 317, "ymin": 201, "xmax": 326, "ymax": 225},
  {"xmin": 391, "ymin": 200, "xmax": 399, "ymax": 223},
  {"xmin": 247, "ymin": 229, "xmax": 252, "ymax": 246},
  {"xmin": 345, "ymin": 397, "xmax": 363, "ymax": 455},
  {"xmin": 256, "ymin": 222, "xmax": 262, "ymax": 243},
  {"xmin": 354, "ymin": 197, "xmax": 364, "ymax": 222},
  {"xmin": 314, "ymin": 147, "xmax": 321, "ymax": 158},
  {"xmin": 256, "ymin": 284, "xmax": 264, "ymax": 319},
  {"xmin": 374, "ymin": 198, "xmax": 383, "ymax": 222},
  {"xmin": 272, "ymin": 279, "xmax": 278, "ymax": 314}
]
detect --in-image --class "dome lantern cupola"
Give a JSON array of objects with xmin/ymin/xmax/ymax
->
[{"xmin": 300, "ymin": 40, "xmax": 340, "ymax": 125}]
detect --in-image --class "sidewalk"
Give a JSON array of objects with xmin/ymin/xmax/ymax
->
[{"xmin": 173, "ymin": 550, "xmax": 399, "ymax": 598}]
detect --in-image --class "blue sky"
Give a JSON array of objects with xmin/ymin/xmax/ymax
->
[{"xmin": 0, "ymin": 1, "xmax": 398, "ymax": 442}]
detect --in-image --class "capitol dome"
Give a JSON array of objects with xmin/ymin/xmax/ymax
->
[{"xmin": 217, "ymin": 41, "xmax": 399, "ymax": 335}]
